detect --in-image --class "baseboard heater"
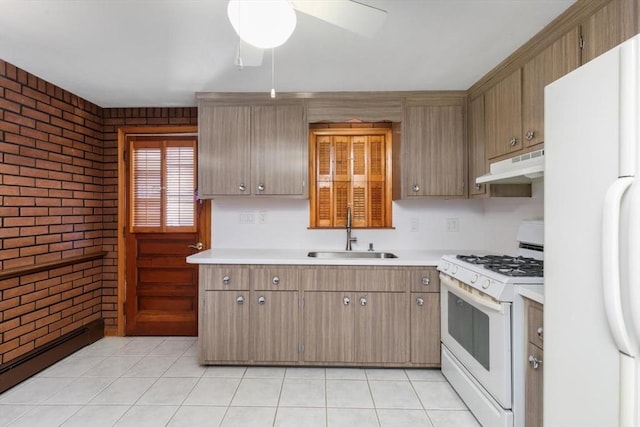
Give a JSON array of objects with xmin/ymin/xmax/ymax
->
[{"xmin": 0, "ymin": 318, "xmax": 104, "ymax": 393}]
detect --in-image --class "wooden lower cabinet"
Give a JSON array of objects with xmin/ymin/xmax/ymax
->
[
  {"xmin": 303, "ymin": 291, "xmax": 355, "ymax": 363},
  {"xmin": 199, "ymin": 265, "xmax": 440, "ymax": 367},
  {"xmin": 201, "ymin": 291, "xmax": 249, "ymax": 362},
  {"xmin": 410, "ymin": 293, "xmax": 440, "ymax": 365},
  {"xmin": 525, "ymin": 298, "xmax": 544, "ymax": 427},
  {"xmin": 250, "ymin": 290, "xmax": 299, "ymax": 362}
]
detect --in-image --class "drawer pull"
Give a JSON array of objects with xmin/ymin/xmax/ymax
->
[
  {"xmin": 343, "ymin": 297, "xmax": 350, "ymax": 306},
  {"xmin": 236, "ymin": 295, "xmax": 245, "ymax": 305},
  {"xmin": 272, "ymin": 276, "xmax": 280, "ymax": 286},
  {"xmin": 422, "ymin": 277, "xmax": 430, "ymax": 286},
  {"xmin": 258, "ymin": 296, "xmax": 266, "ymax": 305},
  {"xmin": 528, "ymin": 354, "xmax": 542, "ymax": 369},
  {"xmin": 416, "ymin": 297, "xmax": 424, "ymax": 306},
  {"xmin": 222, "ymin": 276, "xmax": 231, "ymax": 285},
  {"xmin": 536, "ymin": 327, "xmax": 543, "ymax": 340}
]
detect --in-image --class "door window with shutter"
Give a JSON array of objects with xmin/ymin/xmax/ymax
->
[
  {"xmin": 309, "ymin": 127, "xmax": 392, "ymax": 228},
  {"xmin": 129, "ymin": 138, "xmax": 197, "ymax": 233}
]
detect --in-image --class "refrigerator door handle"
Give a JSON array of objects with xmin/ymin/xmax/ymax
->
[{"xmin": 602, "ymin": 176, "xmax": 635, "ymax": 356}]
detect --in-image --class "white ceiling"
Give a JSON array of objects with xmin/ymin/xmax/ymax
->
[{"xmin": 0, "ymin": 0, "xmax": 576, "ymax": 108}]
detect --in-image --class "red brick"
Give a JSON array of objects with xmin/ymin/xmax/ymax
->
[
  {"xmin": 22, "ymin": 86, "xmax": 50, "ymax": 104},
  {"xmin": 0, "ymin": 248, "xmax": 20, "ymax": 260},
  {"xmin": 3, "ymin": 301, "xmax": 35, "ymax": 321},
  {"xmin": 35, "ymin": 293, "xmax": 61, "ymax": 309},
  {"xmin": 0, "ymin": 338, "xmax": 19, "ymax": 354},
  {"xmin": 4, "ymin": 341, "xmax": 35, "ymax": 362},
  {"xmin": 0, "ymin": 76, "xmax": 21, "ymax": 92},
  {"xmin": 19, "ymin": 145, "xmax": 49, "ymax": 160},
  {"xmin": 35, "ymin": 197, "xmax": 61, "ymax": 207},
  {"xmin": 19, "ymin": 244, "xmax": 49, "ymax": 257},
  {"xmin": 35, "ymin": 312, "xmax": 61, "ymax": 329},
  {"xmin": 36, "ymin": 101, "xmax": 62, "ymax": 118},
  {"xmin": 19, "ymin": 226, "xmax": 49, "ymax": 236},
  {"xmin": 3, "ymin": 257, "xmax": 35, "ymax": 270},
  {"xmin": 3, "ymin": 217, "xmax": 35, "ymax": 227},
  {"xmin": 35, "ymin": 121, "xmax": 62, "ymax": 136},
  {"xmin": 20, "ymin": 307, "xmax": 49, "ymax": 324},
  {"xmin": 21, "ymin": 107, "xmax": 50, "ymax": 123},
  {"xmin": 0, "ymin": 317, "xmax": 20, "ymax": 333},
  {"xmin": 18, "ymin": 166, "xmax": 49, "ymax": 179},
  {"xmin": 0, "ymin": 296, "xmax": 19, "ymax": 311},
  {"xmin": 4, "ymin": 284, "xmax": 34, "ymax": 299},
  {"xmin": 35, "ymin": 330, "xmax": 61, "ymax": 348},
  {"xmin": 0, "ymin": 162, "xmax": 20, "ymax": 175},
  {"xmin": 19, "ymin": 325, "xmax": 49, "ymax": 345},
  {"xmin": 49, "ymin": 299, "xmax": 73, "ymax": 314},
  {"xmin": 3, "ymin": 236, "xmax": 35, "ymax": 249},
  {"xmin": 4, "ymin": 153, "xmax": 35, "ymax": 167},
  {"xmin": 0, "ymin": 207, "xmax": 20, "ymax": 216},
  {"xmin": 20, "ymin": 207, "xmax": 49, "ymax": 216},
  {"xmin": 0, "ymin": 97, "xmax": 21, "ymax": 113},
  {"xmin": 4, "ymin": 111, "xmax": 35, "ymax": 128},
  {"xmin": 4, "ymin": 322, "xmax": 34, "ymax": 341}
]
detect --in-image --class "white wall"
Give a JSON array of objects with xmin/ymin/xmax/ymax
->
[{"xmin": 210, "ymin": 180, "xmax": 544, "ymax": 254}]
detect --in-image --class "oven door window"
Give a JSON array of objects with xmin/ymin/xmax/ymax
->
[{"xmin": 447, "ymin": 291, "xmax": 490, "ymax": 369}]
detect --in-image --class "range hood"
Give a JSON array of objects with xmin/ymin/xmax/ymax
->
[{"xmin": 476, "ymin": 149, "xmax": 544, "ymax": 185}]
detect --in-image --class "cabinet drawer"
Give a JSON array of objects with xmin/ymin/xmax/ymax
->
[
  {"xmin": 408, "ymin": 268, "xmax": 440, "ymax": 293},
  {"xmin": 527, "ymin": 300, "xmax": 544, "ymax": 348},
  {"xmin": 200, "ymin": 266, "xmax": 249, "ymax": 290},
  {"xmin": 252, "ymin": 267, "xmax": 299, "ymax": 291}
]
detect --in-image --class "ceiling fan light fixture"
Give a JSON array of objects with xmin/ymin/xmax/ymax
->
[{"xmin": 227, "ymin": 0, "xmax": 297, "ymax": 49}]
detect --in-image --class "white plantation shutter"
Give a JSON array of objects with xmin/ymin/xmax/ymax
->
[{"xmin": 130, "ymin": 138, "xmax": 197, "ymax": 232}]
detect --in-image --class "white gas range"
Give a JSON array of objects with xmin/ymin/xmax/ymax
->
[{"xmin": 437, "ymin": 220, "xmax": 544, "ymax": 427}]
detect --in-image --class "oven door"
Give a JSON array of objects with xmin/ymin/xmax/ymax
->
[{"xmin": 440, "ymin": 273, "xmax": 512, "ymax": 408}]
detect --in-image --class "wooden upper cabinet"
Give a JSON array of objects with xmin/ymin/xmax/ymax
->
[
  {"xmin": 197, "ymin": 101, "xmax": 307, "ymax": 198},
  {"xmin": 468, "ymin": 96, "xmax": 487, "ymax": 196},
  {"xmin": 581, "ymin": 0, "xmax": 635, "ymax": 64},
  {"xmin": 522, "ymin": 27, "xmax": 580, "ymax": 148},
  {"xmin": 198, "ymin": 104, "xmax": 251, "ymax": 197},
  {"xmin": 485, "ymin": 69, "xmax": 522, "ymax": 160},
  {"xmin": 252, "ymin": 104, "xmax": 307, "ymax": 196},
  {"xmin": 403, "ymin": 103, "xmax": 465, "ymax": 197}
]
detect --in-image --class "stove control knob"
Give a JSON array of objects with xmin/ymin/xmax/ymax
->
[
  {"xmin": 482, "ymin": 279, "xmax": 491, "ymax": 289},
  {"xmin": 471, "ymin": 274, "xmax": 478, "ymax": 284},
  {"xmin": 451, "ymin": 266, "xmax": 458, "ymax": 274},
  {"xmin": 443, "ymin": 262, "xmax": 450, "ymax": 271}
]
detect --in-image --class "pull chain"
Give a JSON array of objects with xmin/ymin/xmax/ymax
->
[{"xmin": 270, "ymin": 48, "xmax": 276, "ymax": 98}]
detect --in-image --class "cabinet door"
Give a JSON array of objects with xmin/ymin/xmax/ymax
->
[
  {"xmin": 303, "ymin": 291, "xmax": 355, "ymax": 363},
  {"xmin": 410, "ymin": 293, "xmax": 440, "ymax": 365},
  {"xmin": 200, "ymin": 266, "xmax": 249, "ymax": 291},
  {"xmin": 485, "ymin": 69, "xmax": 522, "ymax": 159},
  {"xmin": 522, "ymin": 28, "xmax": 580, "ymax": 147},
  {"xmin": 581, "ymin": 0, "xmax": 635, "ymax": 64},
  {"xmin": 252, "ymin": 104, "xmax": 307, "ymax": 196},
  {"xmin": 404, "ymin": 104, "xmax": 465, "ymax": 197},
  {"xmin": 198, "ymin": 104, "xmax": 251, "ymax": 196},
  {"xmin": 201, "ymin": 291, "xmax": 249, "ymax": 362},
  {"xmin": 355, "ymin": 292, "xmax": 409, "ymax": 364},
  {"xmin": 468, "ymin": 96, "xmax": 487, "ymax": 196},
  {"xmin": 525, "ymin": 343, "xmax": 544, "ymax": 427},
  {"xmin": 250, "ymin": 290, "xmax": 299, "ymax": 362}
]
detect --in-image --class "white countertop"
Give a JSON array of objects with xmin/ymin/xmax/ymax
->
[
  {"xmin": 515, "ymin": 284, "xmax": 544, "ymax": 304},
  {"xmin": 187, "ymin": 248, "xmax": 454, "ymax": 266}
]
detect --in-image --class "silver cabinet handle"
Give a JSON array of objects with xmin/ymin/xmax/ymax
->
[
  {"xmin": 422, "ymin": 277, "xmax": 430, "ymax": 286},
  {"xmin": 416, "ymin": 297, "xmax": 424, "ymax": 306},
  {"xmin": 536, "ymin": 327, "xmax": 543, "ymax": 340},
  {"xmin": 508, "ymin": 137, "xmax": 518, "ymax": 147},
  {"xmin": 258, "ymin": 296, "xmax": 266, "ymax": 305},
  {"xmin": 412, "ymin": 184, "xmax": 420, "ymax": 193},
  {"xmin": 236, "ymin": 295, "xmax": 245, "ymax": 305},
  {"xmin": 257, "ymin": 183, "xmax": 265, "ymax": 192},
  {"xmin": 188, "ymin": 242, "xmax": 204, "ymax": 250},
  {"xmin": 525, "ymin": 130, "xmax": 535, "ymax": 140},
  {"xmin": 272, "ymin": 276, "xmax": 280, "ymax": 286},
  {"xmin": 528, "ymin": 354, "xmax": 542, "ymax": 369},
  {"xmin": 238, "ymin": 183, "xmax": 246, "ymax": 192},
  {"xmin": 343, "ymin": 297, "xmax": 350, "ymax": 306},
  {"xmin": 222, "ymin": 276, "xmax": 231, "ymax": 285},
  {"xmin": 475, "ymin": 183, "xmax": 481, "ymax": 190},
  {"xmin": 359, "ymin": 297, "xmax": 367, "ymax": 306}
]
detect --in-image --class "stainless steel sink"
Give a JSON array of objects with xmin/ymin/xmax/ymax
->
[{"xmin": 307, "ymin": 251, "xmax": 398, "ymax": 259}]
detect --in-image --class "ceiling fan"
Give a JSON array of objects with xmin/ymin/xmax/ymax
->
[{"xmin": 228, "ymin": 0, "xmax": 388, "ymax": 68}]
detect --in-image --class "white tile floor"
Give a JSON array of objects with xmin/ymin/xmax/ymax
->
[{"xmin": 0, "ymin": 337, "xmax": 480, "ymax": 427}]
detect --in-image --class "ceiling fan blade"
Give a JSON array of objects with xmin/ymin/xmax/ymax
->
[
  {"xmin": 234, "ymin": 39, "xmax": 264, "ymax": 68},
  {"xmin": 291, "ymin": 0, "xmax": 387, "ymax": 38}
]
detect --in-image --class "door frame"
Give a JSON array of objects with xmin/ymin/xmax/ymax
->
[{"xmin": 116, "ymin": 125, "xmax": 210, "ymax": 336}]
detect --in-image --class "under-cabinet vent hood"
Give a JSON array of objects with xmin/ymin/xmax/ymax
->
[{"xmin": 476, "ymin": 149, "xmax": 544, "ymax": 185}]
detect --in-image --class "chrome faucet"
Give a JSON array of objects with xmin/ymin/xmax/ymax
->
[{"xmin": 345, "ymin": 206, "xmax": 357, "ymax": 251}]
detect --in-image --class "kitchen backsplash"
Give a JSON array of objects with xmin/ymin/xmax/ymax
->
[{"xmin": 211, "ymin": 181, "xmax": 544, "ymax": 254}]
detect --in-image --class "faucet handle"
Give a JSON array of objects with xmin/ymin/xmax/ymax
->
[{"xmin": 368, "ymin": 243, "xmax": 374, "ymax": 251}]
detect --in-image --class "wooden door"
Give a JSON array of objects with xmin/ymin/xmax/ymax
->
[
  {"xmin": 303, "ymin": 291, "xmax": 355, "ymax": 363},
  {"xmin": 198, "ymin": 104, "xmax": 251, "ymax": 196},
  {"xmin": 355, "ymin": 292, "xmax": 409, "ymax": 363},
  {"xmin": 125, "ymin": 136, "xmax": 206, "ymax": 336},
  {"xmin": 522, "ymin": 27, "xmax": 580, "ymax": 148},
  {"xmin": 201, "ymin": 291, "xmax": 249, "ymax": 362},
  {"xmin": 410, "ymin": 293, "xmax": 441, "ymax": 365},
  {"xmin": 252, "ymin": 104, "xmax": 306, "ymax": 195},
  {"xmin": 485, "ymin": 69, "xmax": 522, "ymax": 159}
]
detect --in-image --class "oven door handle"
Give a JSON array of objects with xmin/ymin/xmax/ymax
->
[{"xmin": 439, "ymin": 273, "xmax": 505, "ymax": 314}]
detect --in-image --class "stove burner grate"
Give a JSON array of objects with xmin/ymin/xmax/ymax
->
[{"xmin": 456, "ymin": 254, "xmax": 543, "ymax": 277}]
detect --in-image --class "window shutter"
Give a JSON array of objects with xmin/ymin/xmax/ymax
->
[
  {"xmin": 334, "ymin": 136, "xmax": 351, "ymax": 181},
  {"xmin": 130, "ymin": 138, "xmax": 197, "ymax": 233}
]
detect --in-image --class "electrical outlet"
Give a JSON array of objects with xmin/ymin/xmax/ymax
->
[
  {"xmin": 258, "ymin": 210, "xmax": 267, "ymax": 224},
  {"xmin": 238, "ymin": 211, "xmax": 255, "ymax": 224},
  {"xmin": 410, "ymin": 217, "xmax": 419, "ymax": 232},
  {"xmin": 446, "ymin": 218, "xmax": 460, "ymax": 232}
]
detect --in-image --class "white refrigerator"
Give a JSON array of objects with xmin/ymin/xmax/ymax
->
[{"xmin": 545, "ymin": 34, "xmax": 640, "ymax": 427}]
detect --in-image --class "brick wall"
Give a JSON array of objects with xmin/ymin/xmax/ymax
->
[{"xmin": 0, "ymin": 57, "xmax": 198, "ymax": 364}]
